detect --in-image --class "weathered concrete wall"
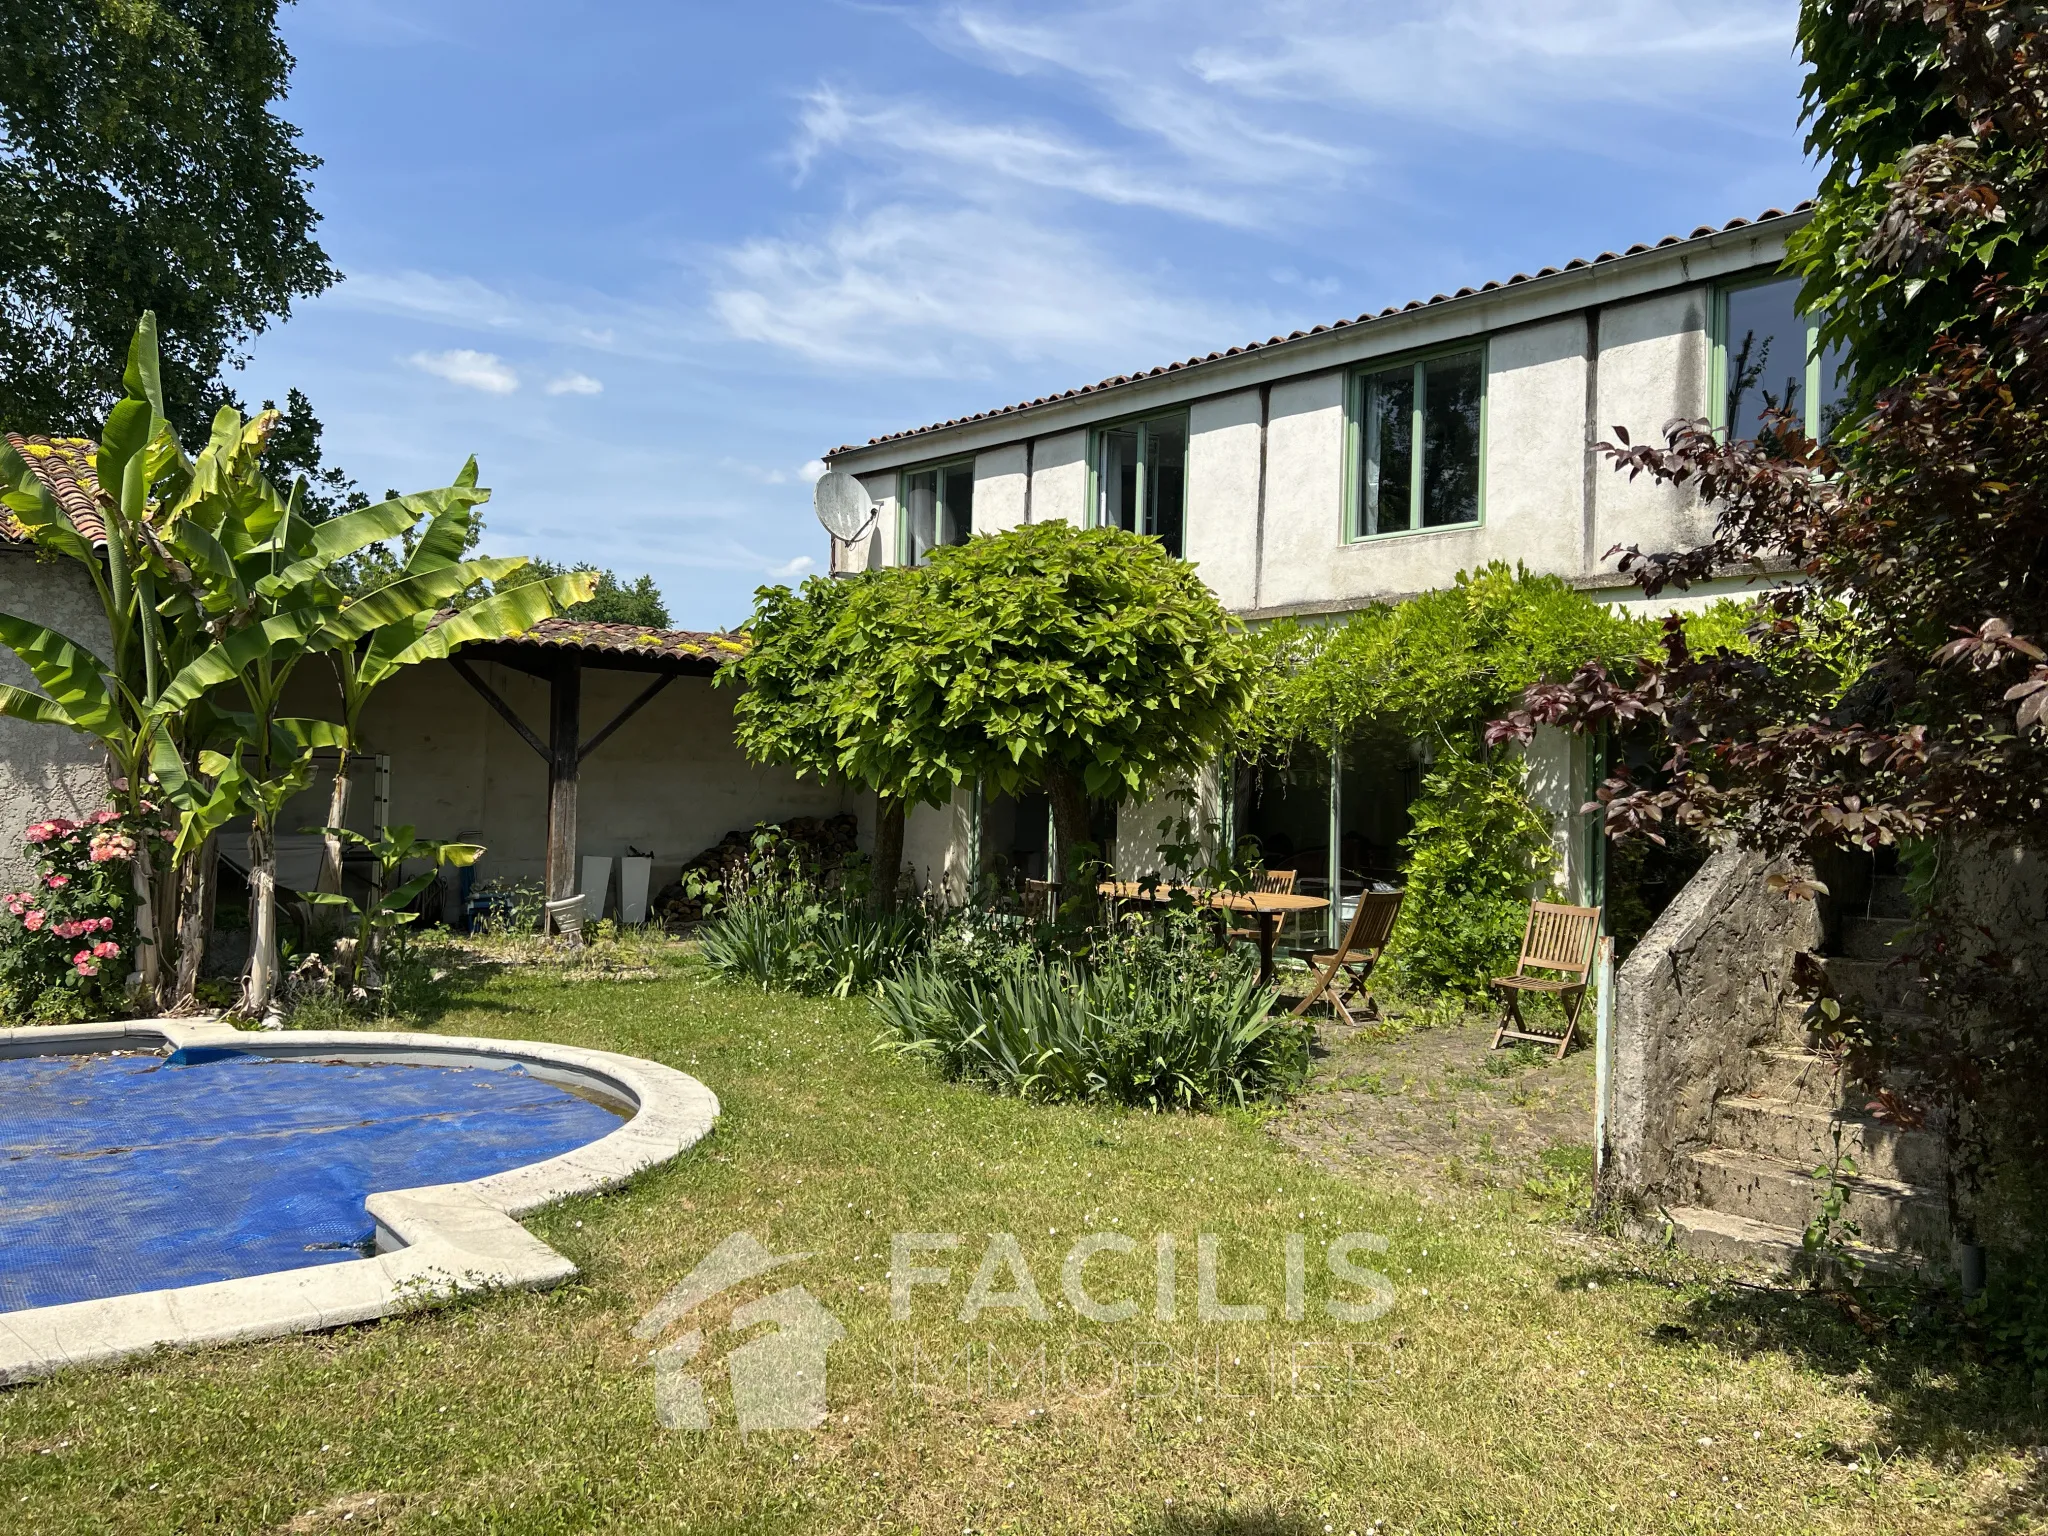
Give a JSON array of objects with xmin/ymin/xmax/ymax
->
[
  {"xmin": 1183, "ymin": 389, "xmax": 1263, "ymax": 611},
  {"xmin": 1029, "ymin": 430, "xmax": 1089, "ymax": 526},
  {"xmin": 1592, "ymin": 288, "xmax": 1714, "ymax": 561},
  {"xmin": 1609, "ymin": 845, "xmax": 1822, "ymax": 1205},
  {"xmin": 974, "ymin": 444, "xmax": 1030, "ymax": 533},
  {"xmin": 1523, "ymin": 725, "xmax": 1593, "ymax": 905},
  {"xmin": 903, "ymin": 788, "xmax": 973, "ymax": 901},
  {"xmin": 277, "ymin": 660, "xmax": 865, "ymax": 899},
  {"xmin": 0, "ymin": 552, "xmax": 113, "ymax": 891}
]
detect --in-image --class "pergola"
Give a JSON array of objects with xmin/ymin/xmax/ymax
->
[{"xmin": 448, "ymin": 619, "xmax": 746, "ymax": 913}]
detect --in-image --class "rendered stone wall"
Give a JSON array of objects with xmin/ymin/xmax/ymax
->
[
  {"xmin": 0, "ymin": 552, "xmax": 113, "ymax": 891},
  {"xmin": 1607, "ymin": 844, "xmax": 1822, "ymax": 1206}
]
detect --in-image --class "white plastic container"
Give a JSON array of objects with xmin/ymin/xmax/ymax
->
[{"xmin": 580, "ymin": 855, "xmax": 614, "ymax": 922}]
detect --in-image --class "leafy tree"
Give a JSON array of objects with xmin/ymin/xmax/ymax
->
[
  {"xmin": 1490, "ymin": 4, "xmax": 2048, "ymax": 1232},
  {"xmin": 1791, "ymin": 0, "xmax": 2048, "ymax": 398},
  {"xmin": 830, "ymin": 522, "xmax": 1253, "ymax": 883},
  {"xmin": 259, "ymin": 387, "xmax": 368, "ymax": 524},
  {"xmin": 513, "ymin": 560, "xmax": 670, "ymax": 628},
  {"xmin": 0, "ymin": 0, "xmax": 335, "ymax": 440}
]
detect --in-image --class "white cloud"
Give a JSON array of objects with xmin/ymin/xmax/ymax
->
[
  {"xmin": 721, "ymin": 457, "xmax": 836, "ymax": 486},
  {"xmin": 770, "ymin": 555, "xmax": 819, "ymax": 580},
  {"xmin": 792, "ymin": 85, "xmax": 1284, "ymax": 226},
  {"xmin": 801, "ymin": 459, "xmax": 828, "ymax": 483},
  {"xmin": 546, "ymin": 372, "xmax": 604, "ymax": 396},
  {"xmin": 407, "ymin": 348, "xmax": 520, "ymax": 394},
  {"xmin": 711, "ymin": 203, "xmax": 1251, "ymax": 374},
  {"xmin": 340, "ymin": 270, "xmax": 652, "ymax": 356}
]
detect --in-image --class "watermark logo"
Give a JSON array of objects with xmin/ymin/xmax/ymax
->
[{"xmin": 633, "ymin": 1232, "xmax": 847, "ymax": 1431}]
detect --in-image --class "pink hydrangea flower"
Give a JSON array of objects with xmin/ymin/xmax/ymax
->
[
  {"xmin": 73, "ymin": 952, "xmax": 99, "ymax": 978},
  {"xmin": 97, "ymin": 916, "xmax": 115, "ymax": 932},
  {"xmin": 88, "ymin": 809, "xmax": 121, "ymax": 826},
  {"xmin": 88, "ymin": 830, "xmax": 136, "ymax": 863},
  {"xmin": 23, "ymin": 910, "xmax": 45, "ymax": 931},
  {"xmin": 91, "ymin": 939, "xmax": 120, "ymax": 960},
  {"xmin": 44, "ymin": 874, "xmax": 69, "ymax": 889}
]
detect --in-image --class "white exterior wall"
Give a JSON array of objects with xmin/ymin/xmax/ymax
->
[
  {"xmin": 1251, "ymin": 373, "xmax": 1347, "ymax": 611},
  {"xmin": 1593, "ymin": 288, "xmax": 1714, "ymax": 560},
  {"xmin": 974, "ymin": 444, "xmax": 1029, "ymax": 533},
  {"xmin": 903, "ymin": 789, "xmax": 974, "ymax": 901},
  {"xmin": 277, "ymin": 661, "xmax": 865, "ymax": 899},
  {"xmin": 0, "ymin": 553, "xmax": 113, "ymax": 892},
  {"xmin": 1476, "ymin": 317, "xmax": 1592, "ymax": 579},
  {"xmin": 1028, "ymin": 430, "xmax": 1088, "ymax": 526},
  {"xmin": 1183, "ymin": 390, "xmax": 1262, "ymax": 611}
]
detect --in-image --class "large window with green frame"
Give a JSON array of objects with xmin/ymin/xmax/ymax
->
[
  {"xmin": 1350, "ymin": 346, "xmax": 1485, "ymax": 539},
  {"xmin": 899, "ymin": 459, "xmax": 974, "ymax": 564},
  {"xmin": 1091, "ymin": 413, "xmax": 1187, "ymax": 558},
  {"xmin": 1715, "ymin": 275, "xmax": 1851, "ymax": 443}
]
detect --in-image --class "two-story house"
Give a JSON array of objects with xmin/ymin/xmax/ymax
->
[{"xmin": 819, "ymin": 204, "xmax": 1834, "ymax": 908}]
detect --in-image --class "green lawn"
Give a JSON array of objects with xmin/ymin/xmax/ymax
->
[{"xmin": 2, "ymin": 950, "xmax": 2041, "ymax": 1534}]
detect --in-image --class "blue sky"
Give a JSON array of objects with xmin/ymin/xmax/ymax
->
[{"xmin": 234, "ymin": 1, "xmax": 1813, "ymax": 629}]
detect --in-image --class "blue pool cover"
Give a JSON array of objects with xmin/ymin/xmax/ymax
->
[{"xmin": 0, "ymin": 1050, "xmax": 625, "ymax": 1312}]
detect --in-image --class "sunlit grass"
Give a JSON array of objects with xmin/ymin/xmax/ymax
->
[{"xmin": 1, "ymin": 950, "xmax": 2039, "ymax": 1533}]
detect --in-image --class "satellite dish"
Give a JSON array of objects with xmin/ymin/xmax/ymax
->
[{"xmin": 812, "ymin": 470, "xmax": 876, "ymax": 543}]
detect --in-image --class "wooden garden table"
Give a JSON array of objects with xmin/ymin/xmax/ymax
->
[{"xmin": 1096, "ymin": 881, "xmax": 1329, "ymax": 986}]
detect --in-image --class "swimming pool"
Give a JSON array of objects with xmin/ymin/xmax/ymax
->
[
  {"xmin": 0, "ymin": 1019, "xmax": 719, "ymax": 1383},
  {"xmin": 0, "ymin": 1048, "xmax": 627, "ymax": 1312}
]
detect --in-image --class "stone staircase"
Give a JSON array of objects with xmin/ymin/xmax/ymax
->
[{"xmin": 1666, "ymin": 874, "xmax": 1952, "ymax": 1274}]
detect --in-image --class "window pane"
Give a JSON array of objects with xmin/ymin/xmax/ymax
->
[
  {"xmin": 1363, "ymin": 366, "xmax": 1413, "ymax": 535},
  {"xmin": 1421, "ymin": 351, "xmax": 1482, "ymax": 528},
  {"xmin": 905, "ymin": 470, "xmax": 938, "ymax": 563},
  {"xmin": 1816, "ymin": 335, "xmax": 1853, "ymax": 442},
  {"xmin": 1100, "ymin": 428, "xmax": 1139, "ymax": 532},
  {"xmin": 1723, "ymin": 278, "xmax": 1805, "ymax": 442},
  {"xmin": 940, "ymin": 464, "xmax": 974, "ymax": 545},
  {"xmin": 1143, "ymin": 418, "xmax": 1186, "ymax": 557}
]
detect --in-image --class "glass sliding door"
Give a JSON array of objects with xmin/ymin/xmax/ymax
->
[
  {"xmin": 1093, "ymin": 414, "xmax": 1188, "ymax": 557},
  {"xmin": 899, "ymin": 459, "xmax": 974, "ymax": 564}
]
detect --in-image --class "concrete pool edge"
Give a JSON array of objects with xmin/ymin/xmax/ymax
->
[{"xmin": 0, "ymin": 1018, "xmax": 720, "ymax": 1385}]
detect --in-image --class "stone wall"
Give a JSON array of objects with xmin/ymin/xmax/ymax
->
[
  {"xmin": 1607, "ymin": 845, "xmax": 1822, "ymax": 1207},
  {"xmin": 0, "ymin": 551, "xmax": 113, "ymax": 891}
]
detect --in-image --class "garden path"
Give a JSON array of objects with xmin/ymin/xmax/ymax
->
[{"xmin": 1276, "ymin": 1006, "xmax": 1597, "ymax": 1195}]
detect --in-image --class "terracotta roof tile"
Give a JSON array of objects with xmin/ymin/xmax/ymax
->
[
  {"xmin": 823, "ymin": 201, "xmax": 1816, "ymax": 458},
  {"xmin": 492, "ymin": 617, "xmax": 747, "ymax": 665},
  {"xmin": 2, "ymin": 434, "xmax": 108, "ymax": 546}
]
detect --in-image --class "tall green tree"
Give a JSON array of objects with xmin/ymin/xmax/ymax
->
[
  {"xmin": 729, "ymin": 524, "xmax": 1255, "ymax": 890},
  {"xmin": 0, "ymin": 0, "xmax": 335, "ymax": 439}
]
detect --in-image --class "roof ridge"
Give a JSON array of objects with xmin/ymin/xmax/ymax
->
[
  {"xmin": 827, "ymin": 201, "xmax": 1814, "ymax": 456},
  {"xmin": 2, "ymin": 432, "xmax": 109, "ymax": 548}
]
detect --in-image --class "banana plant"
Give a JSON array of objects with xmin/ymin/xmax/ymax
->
[
  {"xmin": 305, "ymin": 824, "xmax": 483, "ymax": 990},
  {"xmin": 313, "ymin": 469, "xmax": 594, "ymax": 894},
  {"xmin": 0, "ymin": 317, "xmax": 204, "ymax": 997}
]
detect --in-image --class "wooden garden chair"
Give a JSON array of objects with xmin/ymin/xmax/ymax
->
[
  {"xmin": 1286, "ymin": 889, "xmax": 1405, "ymax": 1027},
  {"xmin": 1021, "ymin": 878, "xmax": 1060, "ymax": 923},
  {"xmin": 1490, "ymin": 901, "xmax": 1602, "ymax": 1060},
  {"xmin": 1228, "ymin": 868, "xmax": 1298, "ymax": 946}
]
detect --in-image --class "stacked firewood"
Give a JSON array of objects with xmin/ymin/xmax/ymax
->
[{"xmin": 653, "ymin": 813, "xmax": 861, "ymax": 924}]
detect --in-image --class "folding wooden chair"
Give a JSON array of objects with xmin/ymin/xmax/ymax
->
[
  {"xmin": 1287, "ymin": 889, "xmax": 1405, "ymax": 1027},
  {"xmin": 1490, "ymin": 901, "xmax": 1601, "ymax": 1060},
  {"xmin": 1021, "ymin": 878, "xmax": 1061, "ymax": 924},
  {"xmin": 1228, "ymin": 868, "xmax": 1298, "ymax": 946}
]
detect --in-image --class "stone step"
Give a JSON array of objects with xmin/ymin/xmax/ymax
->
[
  {"xmin": 1686, "ymin": 1145, "xmax": 1948, "ymax": 1253},
  {"xmin": 1711, "ymin": 1094, "xmax": 1946, "ymax": 1186},
  {"xmin": 1841, "ymin": 914, "xmax": 1912, "ymax": 960},
  {"xmin": 1746, "ymin": 1046, "xmax": 1847, "ymax": 1106},
  {"xmin": 1867, "ymin": 874, "xmax": 1914, "ymax": 921},
  {"xmin": 1666, "ymin": 1205, "xmax": 1928, "ymax": 1278},
  {"xmin": 1821, "ymin": 955, "xmax": 1927, "ymax": 1014}
]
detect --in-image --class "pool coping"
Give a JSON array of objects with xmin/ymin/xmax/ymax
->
[{"xmin": 0, "ymin": 1018, "xmax": 720, "ymax": 1385}]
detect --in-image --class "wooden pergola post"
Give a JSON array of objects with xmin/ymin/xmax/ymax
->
[{"xmin": 546, "ymin": 658, "xmax": 581, "ymax": 905}]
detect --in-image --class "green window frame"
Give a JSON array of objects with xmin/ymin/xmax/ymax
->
[
  {"xmin": 897, "ymin": 458, "xmax": 975, "ymax": 565},
  {"xmin": 1344, "ymin": 342, "xmax": 1488, "ymax": 542},
  {"xmin": 1087, "ymin": 411, "xmax": 1189, "ymax": 558},
  {"xmin": 1711, "ymin": 275, "xmax": 1851, "ymax": 441}
]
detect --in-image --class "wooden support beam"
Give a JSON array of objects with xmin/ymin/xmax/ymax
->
[
  {"xmin": 450, "ymin": 658, "xmax": 549, "ymax": 761},
  {"xmin": 579, "ymin": 672, "xmax": 674, "ymax": 764},
  {"xmin": 546, "ymin": 660, "xmax": 581, "ymax": 906}
]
